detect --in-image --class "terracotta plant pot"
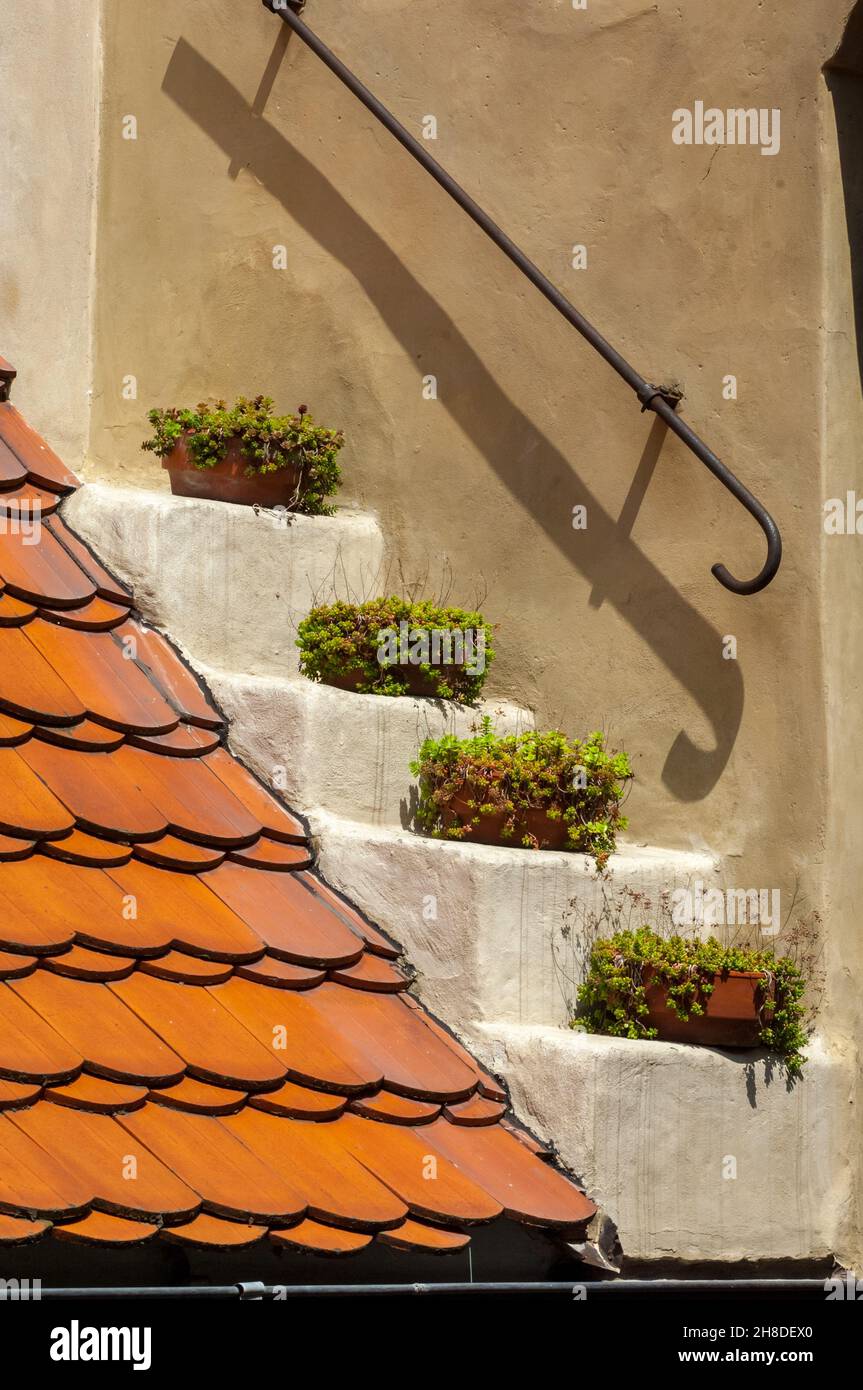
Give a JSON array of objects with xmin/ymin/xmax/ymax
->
[
  {"xmin": 324, "ymin": 663, "xmax": 463, "ymax": 698},
  {"xmin": 444, "ymin": 788, "xmax": 569, "ymax": 850},
  {"xmin": 643, "ymin": 968, "xmax": 773, "ymax": 1048},
  {"xmin": 163, "ymin": 434, "xmax": 305, "ymax": 509}
]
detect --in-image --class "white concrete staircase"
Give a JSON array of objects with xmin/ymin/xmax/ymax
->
[{"xmin": 65, "ymin": 482, "xmax": 851, "ymax": 1269}]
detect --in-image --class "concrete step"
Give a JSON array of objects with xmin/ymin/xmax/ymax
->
[
  {"xmin": 308, "ymin": 807, "xmax": 843, "ymax": 1268},
  {"xmin": 65, "ymin": 482, "xmax": 535, "ymax": 830},
  {"xmin": 465, "ymin": 1023, "xmax": 847, "ymax": 1267},
  {"xmin": 64, "ymin": 483, "xmax": 386, "ymax": 675},
  {"xmin": 307, "ymin": 805, "xmax": 847, "ymax": 1269},
  {"xmin": 203, "ymin": 666, "xmax": 531, "ymax": 831},
  {"xmin": 310, "ymin": 809, "xmax": 721, "ymax": 1029}
]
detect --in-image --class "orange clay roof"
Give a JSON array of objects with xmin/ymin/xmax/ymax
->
[{"xmin": 0, "ymin": 388, "xmax": 596, "ymax": 1260}]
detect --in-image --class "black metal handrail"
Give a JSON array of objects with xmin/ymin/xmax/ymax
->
[{"xmin": 263, "ymin": 0, "xmax": 781, "ymax": 595}]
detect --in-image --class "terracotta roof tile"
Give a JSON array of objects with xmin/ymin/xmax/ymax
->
[
  {"xmin": 113, "ymin": 972, "xmax": 287, "ymax": 1090},
  {"xmin": 444, "ymin": 1094, "xmax": 507, "ymax": 1126},
  {"xmin": 11, "ymin": 972, "xmax": 186, "ymax": 1086},
  {"xmin": 0, "ymin": 951, "xmax": 38, "ymax": 980},
  {"xmin": 0, "ymin": 1113, "xmax": 87, "ymax": 1217},
  {"xmin": 104, "ymin": 861, "xmax": 262, "ymax": 959},
  {"xmin": 41, "ymin": 829, "xmax": 133, "ymax": 868},
  {"xmin": 304, "ymin": 986, "xmax": 480, "ymax": 1102},
  {"xmin": 0, "ymin": 1078, "xmax": 41, "ymax": 1108},
  {"xmin": 138, "ymin": 950, "xmax": 234, "ymax": 985},
  {"xmin": 0, "ymin": 982, "xmax": 82, "ymax": 1082},
  {"xmin": 35, "ymin": 719, "xmax": 126, "ymax": 751},
  {"xmin": 377, "ymin": 1219, "xmax": 470, "ymax": 1254},
  {"xmin": 335, "ymin": 1112, "xmax": 503, "ymax": 1225},
  {"xmin": 13, "ymin": 1104, "xmax": 201, "ymax": 1220},
  {"xmin": 45, "ymin": 516, "xmax": 130, "ymax": 601},
  {"xmin": 24, "ymin": 623, "xmax": 179, "ymax": 733},
  {"xmin": 205, "ymin": 863, "xmax": 365, "ymax": 967},
  {"xmin": 422, "ymin": 1119, "xmax": 596, "ymax": 1228},
  {"xmin": 133, "ymin": 834, "xmax": 226, "ymax": 872},
  {"xmin": 297, "ymin": 872, "xmax": 403, "ymax": 959},
  {"xmin": 0, "ymin": 859, "xmax": 83, "ymax": 952},
  {"xmin": 270, "ymin": 1219, "xmax": 372, "ymax": 1255},
  {"xmin": 118, "ymin": 618, "xmax": 223, "ymax": 729},
  {"xmin": 0, "ymin": 834, "xmax": 35, "ymax": 860},
  {"xmin": 0, "ymin": 404, "xmax": 79, "ymax": 492},
  {"xmin": 0, "ymin": 392, "xmax": 599, "ymax": 1264},
  {"xmin": 162, "ymin": 1213, "xmax": 268, "ymax": 1249},
  {"xmin": 0, "ymin": 1213, "xmax": 51, "ymax": 1245},
  {"xmin": 501, "ymin": 1117, "xmax": 553, "ymax": 1159},
  {"xmin": 0, "ymin": 481, "xmax": 61, "ymax": 518},
  {"xmin": 44, "ymin": 1075, "xmax": 148, "ymax": 1114},
  {"xmin": 330, "ymin": 953, "xmax": 409, "ymax": 992},
  {"xmin": 149, "ymin": 1077, "xmax": 247, "ymax": 1116},
  {"xmin": 350, "ymin": 1091, "xmax": 441, "ymax": 1125},
  {"xmin": 235, "ymin": 955, "xmax": 325, "ymax": 990},
  {"xmin": 128, "ymin": 724, "xmax": 222, "ymax": 758},
  {"xmin": 0, "ymin": 630, "xmax": 86, "ymax": 725},
  {"xmin": 51, "ymin": 1212, "xmax": 160, "ymax": 1246},
  {"xmin": 224, "ymin": 1108, "xmax": 411, "ymax": 1230},
  {"xmin": 228, "ymin": 836, "xmax": 312, "ymax": 871},
  {"xmin": 212, "ymin": 976, "xmax": 382, "ymax": 1094},
  {"xmin": 42, "ymin": 945, "xmax": 136, "ymax": 982},
  {"xmin": 110, "ymin": 746, "xmax": 262, "ymax": 846},
  {"xmin": 119, "ymin": 1106, "xmax": 306, "ymax": 1222},
  {"xmin": 0, "ymin": 526, "xmax": 97, "ymax": 608},
  {"xmin": 0, "ymin": 713, "xmax": 33, "ymax": 746},
  {"xmin": 0, "ymin": 437, "xmax": 28, "ymax": 486},
  {"xmin": 248, "ymin": 1078, "xmax": 346, "ymax": 1120},
  {"xmin": 17, "ymin": 741, "xmax": 167, "ymax": 839},
  {"xmin": 205, "ymin": 748, "xmax": 306, "ymax": 842},
  {"xmin": 40, "ymin": 596, "xmax": 131, "ymax": 632},
  {"xmin": 0, "ymin": 591, "xmax": 37, "ymax": 627}
]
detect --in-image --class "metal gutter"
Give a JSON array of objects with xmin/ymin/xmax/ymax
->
[{"xmin": 27, "ymin": 1279, "xmax": 829, "ymax": 1299}]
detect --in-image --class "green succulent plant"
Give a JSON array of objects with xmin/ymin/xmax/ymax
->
[
  {"xmin": 577, "ymin": 927, "xmax": 807, "ymax": 1077},
  {"xmin": 142, "ymin": 395, "xmax": 344, "ymax": 515},
  {"xmin": 297, "ymin": 598, "xmax": 495, "ymax": 702},
  {"xmin": 410, "ymin": 718, "xmax": 631, "ymax": 867}
]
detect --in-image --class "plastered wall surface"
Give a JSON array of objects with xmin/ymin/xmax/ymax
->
[
  {"xmin": 84, "ymin": 0, "xmax": 849, "ymax": 888},
  {"xmin": 0, "ymin": 0, "xmax": 101, "ymax": 463}
]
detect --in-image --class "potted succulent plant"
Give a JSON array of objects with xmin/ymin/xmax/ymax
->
[
  {"xmin": 142, "ymin": 395, "xmax": 344, "ymax": 512},
  {"xmin": 410, "ymin": 718, "xmax": 632, "ymax": 868},
  {"xmin": 296, "ymin": 598, "xmax": 495, "ymax": 702},
  {"xmin": 577, "ymin": 927, "xmax": 807, "ymax": 1075}
]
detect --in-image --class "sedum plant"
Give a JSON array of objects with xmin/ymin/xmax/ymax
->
[
  {"xmin": 297, "ymin": 598, "xmax": 495, "ymax": 702},
  {"xmin": 142, "ymin": 395, "xmax": 344, "ymax": 515},
  {"xmin": 410, "ymin": 718, "xmax": 631, "ymax": 867},
  {"xmin": 577, "ymin": 927, "xmax": 807, "ymax": 1077}
]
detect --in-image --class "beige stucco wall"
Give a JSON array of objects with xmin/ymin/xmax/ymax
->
[
  {"xmin": 83, "ymin": 0, "xmax": 844, "ymax": 876},
  {"xmin": 0, "ymin": 0, "xmax": 101, "ymax": 463}
]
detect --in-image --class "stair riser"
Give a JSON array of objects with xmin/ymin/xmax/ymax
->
[
  {"xmin": 312, "ymin": 812, "xmax": 721, "ymax": 1028},
  {"xmin": 64, "ymin": 484, "xmax": 386, "ymax": 676},
  {"xmin": 205, "ymin": 668, "xmax": 531, "ymax": 831},
  {"xmin": 469, "ymin": 1023, "xmax": 849, "ymax": 1267}
]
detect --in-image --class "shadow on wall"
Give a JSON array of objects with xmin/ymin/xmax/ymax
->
[
  {"xmin": 827, "ymin": 12, "xmax": 863, "ymax": 394},
  {"xmin": 161, "ymin": 35, "xmax": 745, "ymax": 803}
]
